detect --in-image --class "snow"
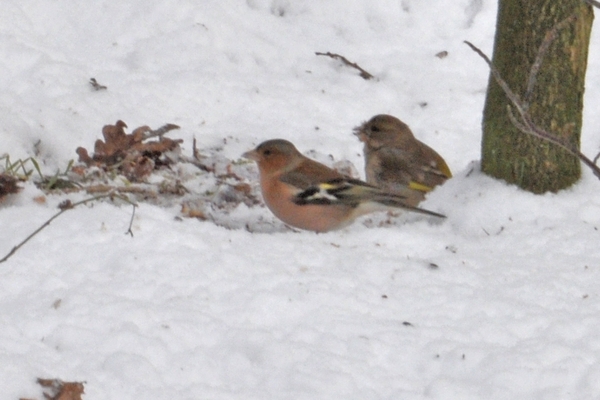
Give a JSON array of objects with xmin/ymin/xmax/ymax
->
[{"xmin": 2, "ymin": 1, "xmax": 600, "ymax": 399}]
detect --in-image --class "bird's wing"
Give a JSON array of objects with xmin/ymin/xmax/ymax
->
[
  {"xmin": 279, "ymin": 159, "xmax": 345, "ymax": 190},
  {"xmin": 293, "ymin": 177, "xmax": 445, "ymax": 218},
  {"xmin": 377, "ymin": 146, "xmax": 450, "ymax": 189}
]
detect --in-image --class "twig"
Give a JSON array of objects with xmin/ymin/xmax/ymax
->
[
  {"xmin": 142, "ymin": 123, "xmax": 180, "ymax": 140},
  {"xmin": 506, "ymin": 107, "xmax": 529, "ymax": 133},
  {"xmin": 89, "ymin": 78, "xmax": 107, "ymax": 91},
  {"xmin": 525, "ymin": 114, "xmax": 600, "ymax": 177},
  {"xmin": 125, "ymin": 203, "xmax": 136, "ymax": 237},
  {"xmin": 524, "ymin": 13, "xmax": 578, "ymax": 107},
  {"xmin": 315, "ymin": 52, "xmax": 375, "ymax": 80},
  {"xmin": 56, "ymin": 184, "xmax": 159, "ymax": 197},
  {"xmin": 192, "ymin": 137, "xmax": 201, "ymax": 160},
  {"xmin": 0, "ymin": 192, "xmax": 136, "ymax": 264},
  {"xmin": 463, "ymin": 41, "xmax": 526, "ymax": 116},
  {"xmin": 583, "ymin": 0, "xmax": 600, "ymax": 8},
  {"xmin": 465, "ymin": 38, "xmax": 600, "ymax": 180}
]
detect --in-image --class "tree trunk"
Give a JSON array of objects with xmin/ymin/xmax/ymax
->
[{"xmin": 481, "ymin": 0, "xmax": 593, "ymax": 193}]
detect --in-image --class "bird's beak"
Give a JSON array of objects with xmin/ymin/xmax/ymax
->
[
  {"xmin": 353, "ymin": 127, "xmax": 367, "ymax": 142},
  {"xmin": 242, "ymin": 149, "xmax": 259, "ymax": 161}
]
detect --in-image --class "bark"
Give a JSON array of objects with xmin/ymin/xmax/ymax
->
[{"xmin": 481, "ymin": 0, "xmax": 593, "ymax": 193}]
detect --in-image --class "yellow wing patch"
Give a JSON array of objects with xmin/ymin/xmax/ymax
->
[{"xmin": 408, "ymin": 181, "xmax": 434, "ymax": 193}]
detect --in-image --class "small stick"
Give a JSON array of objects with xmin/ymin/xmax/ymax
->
[
  {"xmin": 89, "ymin": 78, "xmax": 107, "ymax": 91},
  {"xmin": 192, "ymin": 137, "xmax": 201, "ymax": 160},
  {"xmin": 524, "ymin": 13, "xmax": 578, "ymax": 107},
  {"xmin": 584, "ymin": 0, "xmax": 600, "ymax": 8},
  {"xmin": 519, "ymin": 112, "xmax": 600, "ymax": 178},
  {"xmin": 83, "ymin": 185, "xmax": 157, "ymax": 196},
  {"xmin": 142, "ymin": 123, "xmax": 180, "ymax": 140},
  {"xmin": 315, "ymin": 51, "xmax": 375, "ymax": 80},
  {"xmin": 0, "ymin": 192, "xmax": 136, "ymax": 264},
  {"xmin": 125, "ymin": 203, "xmax": 136, "ymax": 237},
  {"xmin": 463, "ymin": 41, "xmax": 526, "ymax": 116}
]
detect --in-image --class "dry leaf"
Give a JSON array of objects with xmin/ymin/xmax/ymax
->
[
  {"xmin": 36, "ymin": 378, "xmax": 85, "ymax": 400},
  {"xmin": 76, "ymin": 120, "xmax": 182, "ymax": 182}
]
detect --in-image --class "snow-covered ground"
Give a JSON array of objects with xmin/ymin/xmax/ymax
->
[{"xmin": 2, "ymin": 1, "xmax": 600, "ymax": 399}]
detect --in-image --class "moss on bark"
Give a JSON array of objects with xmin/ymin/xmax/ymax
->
[{"xmin": 481, "ymin": 0, "xmax": 593, "ymax": 193}]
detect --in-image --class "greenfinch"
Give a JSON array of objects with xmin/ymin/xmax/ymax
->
[{"xmin": 354, "ymin": 114, "xmax": 452, "ymax": 206}]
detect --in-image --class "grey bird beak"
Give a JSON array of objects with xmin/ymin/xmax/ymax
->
[
  {"xmin": 242, "ymin": 149, "xmax": 259, "ymax": 161},
  {"xmin": 353, "ymin": 125, "xmax": 367, "ymax": 141}
]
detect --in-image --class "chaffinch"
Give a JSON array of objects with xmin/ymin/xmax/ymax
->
[
  {"xmin": 243, "ymin": 139, "xmax": 444, "ymax": 232},
  {"xmin": 354, "ymin": 114, "xmax": 452, "ymax": 206}
]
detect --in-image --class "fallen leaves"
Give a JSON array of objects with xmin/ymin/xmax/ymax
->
[
  {"xmin": 3, "ymin": 119, "xmax": 350, "ymax": 233},
  {"xmin": 76, "ymin": 120, "xmax": 182, "ymax": 182},
  {"xmin": 20, "ymin": 378, "xmax": 85, "ymax": 400},
  {"xmin": 69, "ymin": 120, "xmax": 267, "ymax": 229}
]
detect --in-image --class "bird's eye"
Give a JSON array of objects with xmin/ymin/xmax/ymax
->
[
  {"xmin": 370, "ymin": 126, "xmax": 380, "ymax": 132},
  {"xmin": 263, "ymin": 149, "xmax": 272, "ymax": 156}
]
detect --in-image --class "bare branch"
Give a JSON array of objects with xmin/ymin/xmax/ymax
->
[
  {"xmin": 0, "ymin": 192, "xmax": 137, "ymax": 264},
  {"xmin": 523, "ymin": 118, "xmax": 600, "ymax": 178},
  {"xmin": 465, "ymin": 32, "xmax": 600, "ymax": 181},
  {"xmin": 125, "ymin": 203, "xmax": 136, "ymax": 237},
  {"xmin": 89, "ymin": 77, "xmax": 107, "ymax": 91},
  {"xmin": 463, "ymin": 41, "xmax": 527, "ymax": 117},
  {"xmin": 192, "ymin": 137, "xmax": 201, "ymax": 160},
  {"xmin": 583, "ymin": 0, "xmax": 600, "ymax": 9},
  {"xmin": 524, "ymin": 13, "xmax": 578, "ymax": 107},
  {"xmin": 509, "ymin": 105, "xmax": 598, "ymax": 175},
  {"xmin": 142, "ymin": 123, "xmax": 180, "ymax": 140},
  {"xmin": 315, "ymin": 52, "xmax": 375, "ymax": 80},
  {"xmin": 506, "ymin": 106, "xmax": 531, "ymax": 133}
]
